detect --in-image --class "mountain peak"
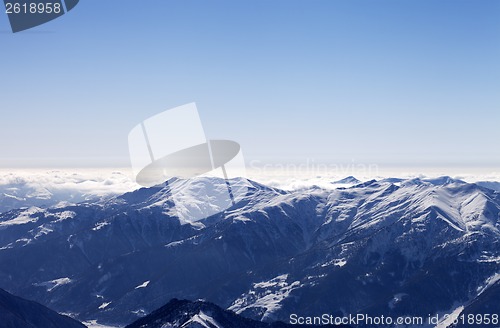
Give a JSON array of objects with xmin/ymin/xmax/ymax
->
[
  {"xmin": 422, "ymin": 176, "xmax": 465, "ymax": 185},
  {"xmin": 332, "ymin": 176, "xmax": 361, "ymax": 184}
]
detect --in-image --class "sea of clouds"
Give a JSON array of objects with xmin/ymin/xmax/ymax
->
[{"xmin": 0, "ymin": 166, "xmax": 499, "ymax": 213}]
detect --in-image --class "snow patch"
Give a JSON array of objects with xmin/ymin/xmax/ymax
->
[
  {"xmin": 82, "ymin": 320, "xmax": 118, "ymax": 328},
  {"xmin": 320, "ymin": 258, "xmax": 347, "ymax": 268},
  {"xmin": 51, "ymin": 210, "xmax": 76, "ymax": 222},
  {"xmin": 477, "ymin": 272, "xmax": 500, "ymax": 296},
  {"xmin": 34, "ymin": 277, "xmax": 72, "ymax": 292},
  {"xmin": 33, "ymin": 225, "xmax": 54, "ymax": 239},
  {"xmin": 184, "ymin": 311, "xmax": 222, "ymax": 328},
  {"xmin": 434, "ymin": 306, "xmax": 464, "ymax": 328},
  {"xmin": 388, "ymin": 293, "xmax": 407, "ymax": 309},
  {"xmin": 229, "ymin": 274, "xmax": 302, "ymax": 320},
  {"xmin": 0, "ymin": 207, "xmax": 43, "ymax": 226},
  {"xmin": 135, "ymin": 280, "xmax": 150, "ymax": 289},
  {"xmin": 98, "ymin": 302, "xmax": 111, "ymax": 310},
  {"xmin": 92, "ymin": 221, "xmax": 110, "ymax": 231}
]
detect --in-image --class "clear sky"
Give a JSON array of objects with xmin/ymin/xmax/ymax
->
[{"xmin": 1, "ymin": 0, "xmax": 499, "ymax": 169}]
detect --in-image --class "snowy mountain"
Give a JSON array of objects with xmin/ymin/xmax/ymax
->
[
  {"xmin": 332, "ymin": 176, "xmax": 361, "ymax": 185},
  {"xmin": 0, "ymin": 288, "xmax": 85, "ymax": 328},
  {"xmin": 0, "ymin": 176, "xmax": 498, "ymax": 327},
  {"xmin": 125, "ymin": 298, "xmax": 346, "ymax": 328}
]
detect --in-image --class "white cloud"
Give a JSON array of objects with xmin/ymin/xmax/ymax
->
[{"xmin": 0, "ymin": 169, "xmax": 139, "ymax": 212}]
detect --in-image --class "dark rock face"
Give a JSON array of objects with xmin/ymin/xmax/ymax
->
[{"xmin": 0, "ymin": 288, "xmax": 86, "ymax": 328}]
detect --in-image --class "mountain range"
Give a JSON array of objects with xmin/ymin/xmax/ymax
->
[{"xmin": 0, "ymin": 176, "xmax": 498, "ymax": 327}]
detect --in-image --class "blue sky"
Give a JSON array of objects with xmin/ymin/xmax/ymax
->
[{"xmin": 1, "ymin": 0, "xmax": 499, "ymax": 168}]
